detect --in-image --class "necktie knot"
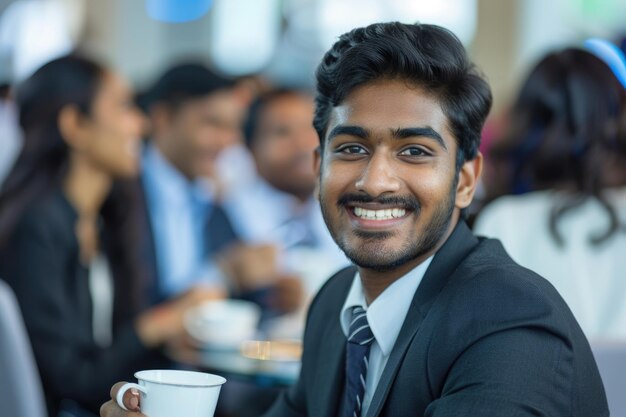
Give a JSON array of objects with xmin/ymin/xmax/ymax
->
[{"xmin": 348, "ymin": 306, "xmax": 374, "ymax": 346}]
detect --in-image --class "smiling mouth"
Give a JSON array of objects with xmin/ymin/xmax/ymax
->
[{"xmin": 351, "ymin": 206, "xmax": 409, "ymax": 221}]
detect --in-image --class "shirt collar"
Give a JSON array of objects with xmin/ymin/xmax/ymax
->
[
  {"xmin": 340, "ymin": 256, "xmax": 434, "ymax": 356},
  {"xmin": 142, "ymin": 143, "xmax": 215, "ymax": 207}
]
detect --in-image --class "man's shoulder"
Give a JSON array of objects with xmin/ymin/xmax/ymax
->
[
  {"xmin": 452, "ymin": 236, "xmax": 564, "ymax": 302},
  {"xmin": 433, "ymin": 236, "xmax": 575, "ymax": 337},
  {"xmin": 14, "ymin": 191, "xmax": 75, "ymax": 241}
]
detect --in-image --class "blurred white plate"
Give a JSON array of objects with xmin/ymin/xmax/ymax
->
[{"xmin": 184, "ymin": 299, "xmax": 261, "ymax": 350}]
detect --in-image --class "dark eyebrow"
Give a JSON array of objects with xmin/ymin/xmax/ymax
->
[
  {"xmin": 391, "ymin": 127, "xmax": 447, "ymax": 150},
  {"xmin": 327, "ymin": 125, "xmax": 370, "ymax": 142}
]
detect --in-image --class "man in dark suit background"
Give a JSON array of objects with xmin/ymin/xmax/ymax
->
[
  {"xmin": 133, "ymin": 63, "xmax": 242, "ymax": 307},
  {"xmin": 102, "ymin": 22, "xmax": 608, "ymax": 417},
  {"xmin": 118, "ymin": 64, "xmax": 302, "ymax": 331}
]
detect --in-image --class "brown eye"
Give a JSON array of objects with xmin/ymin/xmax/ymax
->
[
  {"xmin": 339, "ymin": 145, "xmax": 367, "ymax": 154},
  {"xmin": 399, "ymin": 147, "xmax": 428, "ymax": 156}
]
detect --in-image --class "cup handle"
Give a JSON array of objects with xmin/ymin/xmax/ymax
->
[{"xmin": 115, "ymin": 382, "xmax": 147, "ymax": 411}]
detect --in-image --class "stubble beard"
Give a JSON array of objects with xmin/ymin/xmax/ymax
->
[{"xmin": 319, "ymin": 182, "xmax": 457, "ymax": 272}]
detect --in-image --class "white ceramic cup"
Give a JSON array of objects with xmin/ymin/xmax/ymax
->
[{"xmin": 115, "ymin": 369, "xmax": 226, "ymax": 417}]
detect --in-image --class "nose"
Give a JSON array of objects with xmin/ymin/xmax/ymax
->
[
  {"xmin": 355, "ymin": 151, "xmax": 401, "ymax": 197},
  {"xmin": 131, "ymin": 107, "xmax": 147, "ymax": 138}
]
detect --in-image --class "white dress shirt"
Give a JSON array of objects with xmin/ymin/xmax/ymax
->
[
  {"xmin": 339, "ymin": 256, "xmax": 433, "ymax": 417},
  {"xmin": 142, "ymin": 144, "xmax": 224, "ymax": 297}
]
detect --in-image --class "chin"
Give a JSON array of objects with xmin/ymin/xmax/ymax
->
[
  {"xmin": 113, "ymin": 163, "xmax": 140, "ymax": 179},
  {"xmin": 195, "ymin": 164, "xmax": 215, "ymax": 180}
]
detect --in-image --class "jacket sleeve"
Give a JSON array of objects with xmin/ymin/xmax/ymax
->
[{"xmin": 262, "ymin": 377, "xmax": 308, "ymax": 417}]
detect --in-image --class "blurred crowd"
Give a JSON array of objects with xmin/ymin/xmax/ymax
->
[{"xmin": 0, "ymin": 27, "xmax": 626, "ymax": 417}]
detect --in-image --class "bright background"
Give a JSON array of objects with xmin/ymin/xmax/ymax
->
[{"xmin": 0, "ymin": 0, "xmax": 625, "ymax": 114}]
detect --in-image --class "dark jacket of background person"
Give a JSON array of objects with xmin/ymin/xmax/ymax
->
[
  {"xmin": 0, "ymin": 188, "xmax": 166, "ymax": 415},
  {"xmin": 0, "ymin": 55, "xmax": 168, "ymax": 417},
  {"xmin": 263, "ymin": 221, "xmax": 608, "ymax": 417}
]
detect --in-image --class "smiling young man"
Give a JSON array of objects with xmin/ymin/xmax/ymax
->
[
  {"xmin": 261, "ymin": 22, "xmax": 608, "ymax": 417},
  {"xmin": 101, "ymin": 22, "xmax": 608, "ymax": 417}
]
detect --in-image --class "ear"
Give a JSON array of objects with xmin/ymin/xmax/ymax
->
[
  {"xmin": 58, "ymin": 105, "xmax": 87, "ymax": 149},
  {"xmin": 455, "ymin": 152, "xmax": 483, "ymax": 210},
  {"xmin": 313, "ymin": 146, "xmax": 322, "ymax": 201}
]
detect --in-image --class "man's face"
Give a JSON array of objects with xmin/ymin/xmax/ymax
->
[
  {"xmin": 251, "ymin": 93, "xmax": 319, "ymax": 200},
  {"xmin": 317, "ymin": 79, "xmax": 479, "ymax": 275},
  {"xmin": 157, "ymin": 89, "xmax": 243, "ymax": 179}
]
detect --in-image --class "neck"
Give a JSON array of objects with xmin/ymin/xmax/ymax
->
[
  {"xmin": 358, "ymin": 256, "xmax": 428, "ymax": 305},
  {"xmin": 152, "ymin": 136, "xmax": 194, "ymax": 182},
  {"xmin": 293, "ymin": 191, "xmax": 313, "ymax": 203},
  {"xmin": 63, "ymin": 155, "xmax": 112, "ymax": 217}
]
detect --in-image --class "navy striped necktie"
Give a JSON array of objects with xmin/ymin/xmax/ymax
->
[{"xmin": 342, "ymin": 306, "xmax": 375, "ymax": 417}]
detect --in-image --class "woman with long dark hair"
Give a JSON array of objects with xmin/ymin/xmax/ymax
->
[
  {"xmin": 0, "ymin": 55, "xmax": 215, "ymax": 416},
  {"xmin": 475, "ymin": 48, "xmax": 626, "ymax": 339}
]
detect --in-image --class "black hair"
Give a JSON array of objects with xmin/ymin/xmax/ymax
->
[
  {"xmin": 313, "ymin": 21, "xmax": 492, "ymax": 171},
  {"xmin": 0, "ymin": 54, "xmax": 105, "ymax": 246},
  {"xmin": 490, "ymin": 48, "xmax": 626, "ymax": 245},
  {"xmin": 0, "ymin": 54, "xmax": 149, "ymax": 320},
  {"xmin": 139, "ymin": 62, "xmax": 235, "ymax": 112},
  {"xmin": 242, "ymin": 88, "xmax": 310, "ymax": 149}
]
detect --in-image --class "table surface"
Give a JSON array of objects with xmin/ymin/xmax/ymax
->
[{"xmin": 169, "ymin": 341, "xmax": 301, "ymax": 387}]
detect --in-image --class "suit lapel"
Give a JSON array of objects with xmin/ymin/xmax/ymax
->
[
  {"xmin": 314, "ymin": 321, "xmax": 346, "ymax": 417},
  {"xmin": 365, "ymin": 221, "xmax": 478, "ymax": 417},
  {"xmin": 364, "ymin": 294, "xmax": 423, "ymax": 417}
]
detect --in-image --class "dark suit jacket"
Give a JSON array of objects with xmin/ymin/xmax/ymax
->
[
  {"xmin": 0, "ymin": 190, "xmax": 166, "ymax": 417},
  {"xmin": 263, "ymin": 221, "xmax": 608, "ymax": 417}
]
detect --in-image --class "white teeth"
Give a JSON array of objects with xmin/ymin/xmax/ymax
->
[{"xmin": 352, "ymin": 207, "xmax": 407, "ymax": 220}]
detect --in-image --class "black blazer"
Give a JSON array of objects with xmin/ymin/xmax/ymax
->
[
  {"xmin": 0, "ymin": 191, "xmax": 166, "ymax": 416},
  {"xmin": 263, "ymin": 221, "xmax": 608, "ymax": 417}
]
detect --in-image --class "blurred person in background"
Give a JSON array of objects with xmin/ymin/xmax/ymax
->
[
  {"xmin": 212, "ymin": 74, "xmax": 269, "ymax": 199},
  {"xmin": 222, "ymin": 88, "xmax": 348, "ymax": 333},
  {"xmin": 135, "ymin": 63, "xmax": 242, "ymax": 306},
  {"xmin": 474, "ymin": 48, "xmax": 626, "ymax": 340},
  {"xmin": 137, "ymin": 66, "xmax": 307, "ymax": 322},
  {"xmin": 0, "ymin": 55, "xmax": 218, "ymax": 417}
]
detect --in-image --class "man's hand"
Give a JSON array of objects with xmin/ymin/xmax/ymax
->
[
  {"xmin": 269, "ymin": 275, "xmax": 304, "ymax": 313},
  {"xmin": 217, "ymin": 243, "xmax": 280, "ymax": 290},
  {"xmin": 136, "ymin": 285, "xmax": 225, "ymax": 347},
  {"xmin": 100, "ymin": 382, "xmax": 146, "ymax": 417}
]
